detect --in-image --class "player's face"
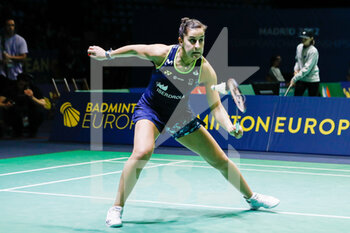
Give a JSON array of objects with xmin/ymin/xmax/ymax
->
[
  {"xmin": 302, "ymin": 37, "xmax": 313, "ymax": 47},
  {"xmin": 181, "ymin": 28, "xmax": 205, "ymax": 59}
]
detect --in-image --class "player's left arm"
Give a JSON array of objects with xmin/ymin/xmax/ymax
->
[{"xmin": 200, "ymin": 59, "xmax": 241, "ymax": 137}]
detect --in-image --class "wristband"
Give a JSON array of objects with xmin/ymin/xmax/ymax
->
[{"xmin": 105, "ymin": 48, "xmax": 112, "ymax": 60}]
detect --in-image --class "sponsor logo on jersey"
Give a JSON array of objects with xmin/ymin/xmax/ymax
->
[
  {"xmin": 156, "ymin": 82, "xmax": 183, "ymax": 99},
  {"xmin": 163, "ymin": 70, "xmax": 172, "ymax": 76},
  {"xmin": 156, "ymin": 82, "xmax": 168, "ymax": 91},
  {"xmin": 188, "ymin": 79, "xmax": 194, "ymax": 85},
  {"xmin": 173, "ymin": 75, "xmax": 184, "ymax": 81},
  {"xmin": 166, "ymin": 59, "xmax": 173, "ymax": 65}
]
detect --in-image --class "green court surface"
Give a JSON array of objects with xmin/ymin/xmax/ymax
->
[{"xmin": 1, "ymin": 150, "xmax": 350, "ymax": 233}]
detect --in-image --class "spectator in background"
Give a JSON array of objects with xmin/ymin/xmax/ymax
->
[
  {"xmin": 0, "ymin": 19, "xmax": 28, "ymax": 81},
  {"xmin": 0, "ymin": 73, "xmax": 47, "ymax": 138},
  {"xmin": 266, "ymin": 55, "xmax": 285, "ymax": 83},
  {"xmin": 289, "ymin": 28, "xmax": 320, "ymax": 96}
]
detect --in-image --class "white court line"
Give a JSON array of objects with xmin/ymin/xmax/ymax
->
[
  {"xmin": 0, "ymin": 160, "xmax": 186, "ymax": 192},
  {"xmin": 0, "ymin": 157, "xmax": 128, "ymax": 177},
  {"xmin": 5, "ymin": 190, "xmax": 114, "ymax": 201},
  {"xmin": 4, "ymin": 190, "xmax": 350, "ymax": 220},
  {"xmin": 2, "ymin": 154, "xmax": 349, "ymax": 178},
  {"xmin": 240, "ymin": 168, "xmax": 350, "ymax": 178},
  {"xmin": 239, "ymin": 164, "xmax": 350, "ymax": 173},
  {"xmin": 147, "ymin": 158, "xmax": 350, "ymax": 173},
  {"xmin": 107, "ymin": 160, "xmax": 350, "ymax": 178}
]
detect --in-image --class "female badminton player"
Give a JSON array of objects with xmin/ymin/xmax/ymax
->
[{"xmin": 88, "ymin": 17, "xmax": 280, "ymax": 227}]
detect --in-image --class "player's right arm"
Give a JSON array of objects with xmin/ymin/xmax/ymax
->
[
  {"xmin": 293, "ymin": 44, "xmax": 301, "ymax": 75},
  {"xmin": 200, "ymin": 59, "xmax": 242, "ymax": 138},
  {"xmin": 87, "ymin": 44, "xmax": 171, "ymax": 67},
  {"xmin": 293, "ymin": 61, "xmax": 300, "ymax": 75}
]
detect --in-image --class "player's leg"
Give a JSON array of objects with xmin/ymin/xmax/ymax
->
[
  {"xmin": 294, "ymin": 81, "xmax": 307, "ymax": 96},
  {"xmin": 176, "ymin": 126, "xmax": 253, "ymax": 198},
  {"xmin": 176, "ymin": 126, "xmax": 279, "ymax": 209},
  {"xmin": 115, "ymin": 119, "xmax": 160, "ymax": 207},
  {"xmin": 307, "ymin": 82, "xmax": 320, "ymax": 96},
  {"xmin": 106, "ymin": 119, "xmax": 159, "ymax": 227}
]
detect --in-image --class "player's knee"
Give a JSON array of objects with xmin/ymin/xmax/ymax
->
[{"xmin": 131, "ymin": 148, "xmax": 153, "ymax": 161}]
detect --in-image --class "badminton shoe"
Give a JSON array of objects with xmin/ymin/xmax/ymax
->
[
  {"xmin": 106, "ymin": 206, "xmax": 123, "ymax": 227},
  {"xmin": 245, "ymin": 192, "xmax": 280, "ymax": 210}
]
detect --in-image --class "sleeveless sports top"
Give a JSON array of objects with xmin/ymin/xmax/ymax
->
[{"xmin": 137, "ymin": 44, "xmax": 203, "ymax": 121}]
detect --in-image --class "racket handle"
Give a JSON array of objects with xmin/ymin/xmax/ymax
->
[
  {"xmin": 211, "ymin": 82, "xmax": 228, "ymax": 94},
  {"xmin": 284, "ymin": 85, "xmax": 292, "ymax": 96},
  {"xmin": 235, "ymin": 122, "xmax": 240, "ymax": 133}
]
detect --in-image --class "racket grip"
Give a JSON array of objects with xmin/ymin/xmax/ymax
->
[{"xmin": 235, "ymin": 122, "xmax": 240, "ymax": 133}]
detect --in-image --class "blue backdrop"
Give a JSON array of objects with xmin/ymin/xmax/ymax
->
[{"xmin": 51, "ymin": 93, "xmax": 350, "ymax": 156}]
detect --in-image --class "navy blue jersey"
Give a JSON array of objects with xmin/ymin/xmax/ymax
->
[{"xmin": 133, "ymin": 45, "xmax": 203, "ymax": 133}]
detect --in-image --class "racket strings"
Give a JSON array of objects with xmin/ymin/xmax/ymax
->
[{"xmin": 228, "ymin": 79, "xmax": 246, "ymax": 113}]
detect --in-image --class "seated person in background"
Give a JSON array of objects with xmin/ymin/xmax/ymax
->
[
  {"xmin": 1, "ymin": 73, "xmax": 47, "ymax": 137},
  {"xmin": 266, "ymin": 55, "xmax": 285, "ymax": 83}
]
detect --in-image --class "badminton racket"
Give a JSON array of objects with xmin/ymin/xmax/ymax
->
[
  {"xmin": 211, "ymin": 78, "xmax": 246, "ymax": 137},
  {"xmin": 284, "ymin": 84, "xmax": 292, "ymax": 96}
]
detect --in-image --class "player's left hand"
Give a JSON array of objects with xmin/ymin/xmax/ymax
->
[
  {"xmin": 290, "ymin": 78, "xmax": 296, "ymax": 87},
  {"xmin": 87, "ymin": 46, "xmax": 107, "ymax": 60},
  {"xmin": 230, "ymin": 124, "xmax": 243, "ymax": 139}
]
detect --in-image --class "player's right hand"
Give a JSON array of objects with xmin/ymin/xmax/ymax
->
[
  {"xmin": 230, "ymin": 124, "xmax": 243, "ymax": 139},
  {"xmin": 87, "ymin": 46, "xmax": 107, "ymax": 60}
]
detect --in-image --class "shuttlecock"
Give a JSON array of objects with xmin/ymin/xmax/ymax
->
[
  {"xmin": 60, "ymin": 102, "xmax": 80, "ymax": 127},
  {"xmin": 211, "ymin": 82, "xmax": 227, "ymax": 94}
]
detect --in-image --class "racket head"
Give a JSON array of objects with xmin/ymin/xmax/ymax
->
[{"xmin": 227, "ymin": 78, "xmax": 246, "ymax": 113}]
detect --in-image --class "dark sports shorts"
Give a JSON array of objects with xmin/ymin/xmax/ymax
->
[
  {"xmin": 171, "ymin": 117, "xmax": 205, "ymax": 139},
  {"xmin": 132, "ymin": 104, "xmax": 205, "ymax": 139}
]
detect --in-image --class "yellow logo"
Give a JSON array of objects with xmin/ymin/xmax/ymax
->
[
  {"xmin": 343, "ymin": 88, "xmax": 350, "ymax": 98},
  {"xmin": 60, "ymin": 102, "xmax": 80, "ymax": 127}
]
